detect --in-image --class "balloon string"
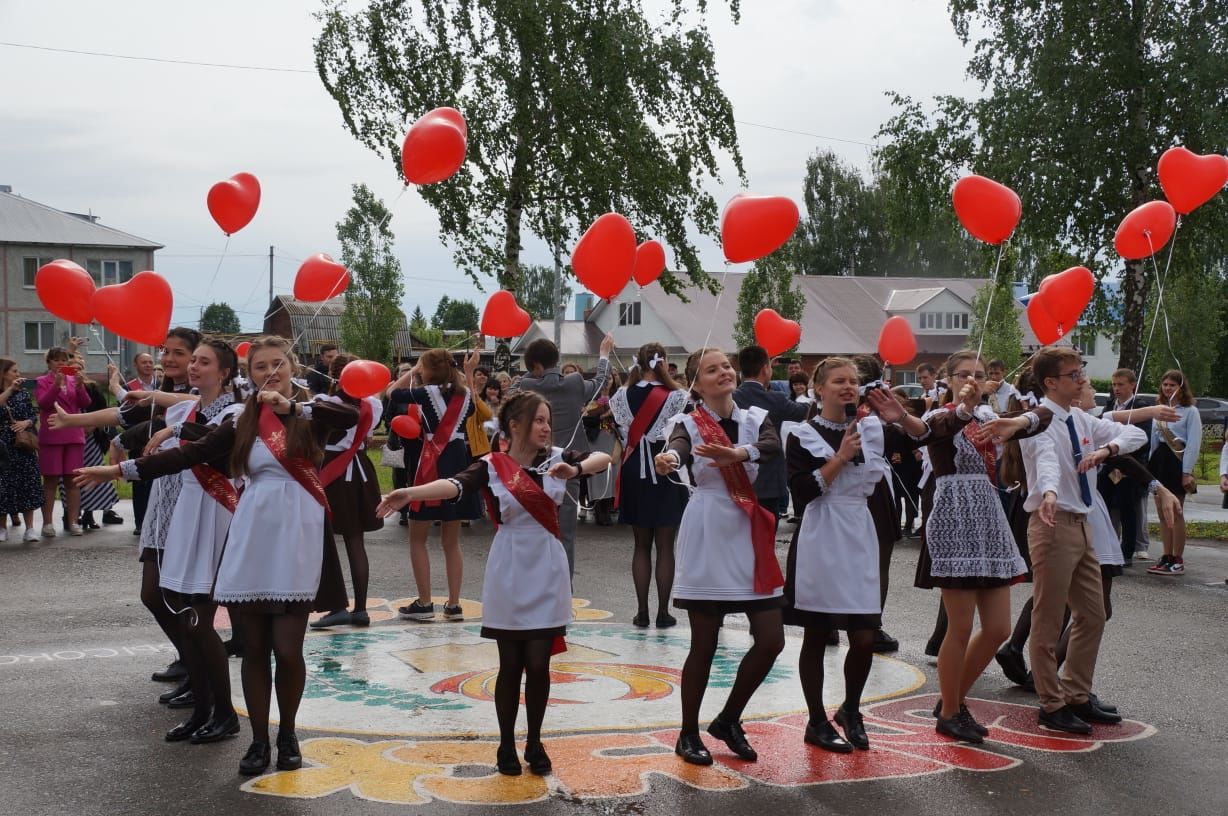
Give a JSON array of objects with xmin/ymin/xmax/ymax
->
[
  {"xmin": 1131, "ymin": 218, "xmax": 1181, "ymax": 419},
  {"xmin": 202, "ymin": 235, "xmax": 231, "ymax": 301},
  {"xmin": 701, "ymin": 262, "xmax": 734, "ymax": 353},
  {"xmin": 974, "ymin": 241, "xmax": 1008, "ymax": 362}
]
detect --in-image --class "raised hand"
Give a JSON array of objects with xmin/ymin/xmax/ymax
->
[
  {"xmin": 865, "ymin": 388, "xmax": 903, "ymax": 423},
  {"xmin": 836, "ymin": 426, "xmax": 862, "ymax": 463},
  {"xmin": 972, "ymin": 415, "xmax": 1029, "ymax": 445},
  {"xmin": 547, "ymin": 461, "xmax": 581, "ymax": 480},
  {"xmin": 376, "ymin": 488, "xmax": 414, "ymax": 518}
]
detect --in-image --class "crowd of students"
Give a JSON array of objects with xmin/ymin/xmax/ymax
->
[{"xmin": 1, "ymin": 326, "xmax": 1221, "ymax": 778}]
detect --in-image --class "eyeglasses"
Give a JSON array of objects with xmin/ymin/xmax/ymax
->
[{"xmin": 1055, "ymin": 368, "xmax": 1087, "ymax": 382}]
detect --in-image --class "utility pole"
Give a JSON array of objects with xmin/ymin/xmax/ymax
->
[{"xmin": 268, "ymin": 245, "xmax": 274, "ymax": 308}]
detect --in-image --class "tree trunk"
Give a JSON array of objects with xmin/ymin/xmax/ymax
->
[{"xmin": 1115, "ymin": 0, "xmax": 1152, "ymax": 373}]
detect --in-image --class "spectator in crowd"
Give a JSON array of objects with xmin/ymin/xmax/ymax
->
[
  {"xmin": 35, "ymin": 342, "xmax": 90, "ymax": 537},
  {"xmin": 1097, "ymin": 367, "xmax": 1153, "ymax": 564},
  {"xmin": 0, "ymin": 358, "xmax": 42, "ymax": 543},
  {"xmin": 306, "ymin": 344, "xmax": 339, "ymax": 395},
  {"xmin": 734, "ymin": 345, "xmax": 809, "ymax": 523}
]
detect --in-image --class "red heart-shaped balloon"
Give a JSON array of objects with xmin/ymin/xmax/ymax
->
[
  {"xmin": 401, "ymin": 112, "xmax": 467, "ymax": 185},
  {"xmin": 35, "ymin": 259, "xmax": 95, "ymax": 323},
  {"xmin": 753, "ymin": 308, "xmax": 801, "ymax": 356},
  {"xmin": 1114, "ymin": 200, "xmax": 1176, "ymax": 260},
  {"xmin": 91, "ymin": 271, "xmax": 173, "ymax": 346},
  {"xmin": 951, "ymin": 175, "xmax": 1022, "ymax": 245},
  {"xmin": 1158, "ymin": 146, "xmax": 1228, "ymax": 215},
  {"xmin": 235, "ymin": 341, "xmax": 251, "ymax": 360},
  {"xmin": 1026, "ymin": 293, "xmax": 1065, "ymax": 345},
  {"xmin": 721, "ymin": 194, "xmax": 800, "ymax": 264},
  {"xmin": 391, "ymin": 408, "xmax": 421, "ymax": 440},
  {"xmin": 481, "ymin": 290, "xmax": 533, "ymax": 337},
  {"xmin": 339, "ymin": 359, "xmax": 391, "ymax": 399},
  {"xmin": 293, "ymin": 253, "xmax": 350, "ymax": 302},
  {"xmin": 632, "ymin": 240, "xmax": 667, "ymax": 287},
  {"xmin": 1038, "ymin": 266, "xmax": 1095, "ymax": 328},
  {"xmin": 572, "ymin": 213, "xmax": 636, "ymax": 299},
  {"xmin": 206, "ymin": 172, "xmax": 261, "ymax": 235},
  {"xmin": 877, "ymin": 315, "xmax": 918, "ymax": 366}
]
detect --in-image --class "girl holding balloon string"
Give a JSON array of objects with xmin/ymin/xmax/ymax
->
[
  {"xmin": 76, "ymin": 336, "xmax": 356, "ymax": 777},
  {"xmin": 652, "ymin": 347, "xmax": 785, "ymax": 767},
  {"xmin": 377, "ymin": 390, "xmax": 612, "ymax": 777}
]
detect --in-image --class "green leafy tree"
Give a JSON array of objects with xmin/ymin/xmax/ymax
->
[
  {"xmin": 733, "ymin": 248, "xmax": 805, "ymax": 351},
  {"xmin": 432, "ymin": 296, "xmax": 480, "ymax": 332},
  {"xmin": 200, "ymin": 302, "xmax": 240, "ymax": 334},
  {"xmin": 876, "ymin": 0, "xmax": 1228, "ymax": 371},
  {"xmin": 410, "ymin": 305, "xmax": 444, "ymax": 348},
  {"xmin": 967, "ymin": 251, "xmax": 1024, "ymax": 367},
  {"xmin": 336, "ymin": 183, "xmax": 405, "ymax": 363},
  {"xmin": 518, "ymin": 264, "xmax": 568, "ymax": 320},
  {"xmin": 314, "ymin": 0, "xmax": 744, "ymax": 296},
  {"xmin": 1140, "ymin": 266, "xmax": 1225, "ymax": 396}
]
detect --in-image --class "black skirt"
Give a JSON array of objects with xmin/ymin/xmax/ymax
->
[
  {"xmin": 323, "ymin": 450, "xmax": 384, "ymax": 536},
  {"xmin": 480, "ymin": 625, "xmax": 566, "ymax": 640},
  {"xmin": 617, "ymin": 439, "xmax": 688, "ymax": 527},
  {"xmin": 782, "ymin": 608, "xmax": 882, "ymax": 631},
  {"xmin": 404, "ymin": 438, "xmax": 480, "ymax": 522},
  {"xmin": 673, "ymin": 596, "xmax": 786, "ymax": 615},
  {"xmin": 1148, "ymin": 444, "xmax": 1185, "ymax": 497}
]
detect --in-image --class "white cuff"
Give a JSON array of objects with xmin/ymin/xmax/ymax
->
[
  {"xmin": 170, "ymin": 422, "xmax": 184, "ymax": 439},
  {"xmin": 740, "ymin": 444, "xmax": 761, "ymax": 462},
  {"xmin": 298, "ymin": 402, "xmax": 314, "ymax": 420},
  {"xmin": 444, "ymin": 478, "xmax": 464, "ymax": 502},
  {"xmin": 1024, "ymin": 412, "xmax": 1040, "ymax": 432},
  {"xmin": 120, "ymin": 459, "xmax": 141, "ymax": 482},
  {"xmin": 813, "ymin": 469, "xmax": 828, "ymax": 493},
  {"xmin": 955, "ymin": 404, "xmax": 973, "ymax": 421}
]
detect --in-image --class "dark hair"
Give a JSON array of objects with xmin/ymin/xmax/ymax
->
[
  {"xmin": 0, "ymin": 356, "xmax": 16, "ymax": 381},
  {"xmin": 419, "ymin": 348, "xmax": 466, "ymax": 395},
  {"xmin": 484, "ymin": 377, "xmax": 503, "ymax": 399},
  {"xmin": 788, "ymin": 372, "xmax": 809, "ymax": 392},
  {"xmin": 999, "ymin": 368, "xmax": 1039, "ymax": 488},
  {"xmin": 1111, "ymin": 367, "xmax": 1138, "ymax": 384},
  {"xmin": 624, "ymin": 342, "xmax": 680, "ymax": 390},
  {"xmin": 737, "ymin": 345, "xmax": 770, "ymax": 379},
  {"xmin": 1160, "ymin": 369, "xmax": 1193, "ymax": 406},
  {"xmin": 160, "ymin": 327, "xmax": 203, "ymax": 392},
  {"xmin": 916, "ymin": 363, "xmax": 936, "ymax": 376},
  {"xmin": 195, "ymin": 336, "xmax": 238, "ymax": 388},
  {"xmin": 327, "ymin": 353, "xmax": 358, "ymax": 399},
  {"xmin": 987, "ymin": 358, "xmax": 1006, "ymax": 370},
  {"xmin": 319, "ymin": 344, "xmax": 338, "ymax": 356},
  {"xmin": 1032, "ymin": 346, "xmax": 1081, "ymax": 393},
  {"xmin": 523, "ymin": 339, "xmax": 560, "ymax": 372},
  {"xmin": 45, "ymin": 346, "xmax": 69, "ymax": 366},
  {"xmin": 498, "ymin": 391, "xmax": 549, "ymax": 441},
  {"xmin": 475, "ymin": 365, "xmax": 490, "ymax": 377},
  {"xmin": 230, "ymin": 336, "xmax": 318, "ymax": 476},
  {"xmin": 851, "ymin": 354, "xmax": 882, "ymax": 386}
]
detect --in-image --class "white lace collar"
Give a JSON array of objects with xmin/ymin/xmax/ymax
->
[{"xmin": 813, "ymin": 414, "xmax": 851, "ymax": 430}]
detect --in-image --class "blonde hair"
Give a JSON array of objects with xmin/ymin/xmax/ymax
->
[{"xmin": 811, "ymin": 356, "xmax": 857, "ymax": 388}]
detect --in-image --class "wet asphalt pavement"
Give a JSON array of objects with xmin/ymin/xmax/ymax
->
[{"xmin": 0, "ymin": 500, "xmax": 1225, "ymax": 816}]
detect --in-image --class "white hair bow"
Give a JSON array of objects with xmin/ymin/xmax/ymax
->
[
  {"xmin": 647, "ymin": 353, "xmax": 664, "ymax": 370},
  {"xmin": 858, "ymin": 379, "xmax": 888, "ymax": 396}
]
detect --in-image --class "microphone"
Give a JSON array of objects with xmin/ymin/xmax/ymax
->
[{"xmin": 844, "ymin": 402, "xmax": 864, "ymax": 465}]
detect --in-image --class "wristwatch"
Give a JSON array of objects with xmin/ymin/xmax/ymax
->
[{"xmin": 1147, "ymin": 479, "xmax": 1161, "ymax": 496}]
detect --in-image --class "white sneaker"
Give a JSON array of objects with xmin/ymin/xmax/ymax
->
[
  {"xmin": 1134, "ymin": 550, "xmax": 1152, "ymax": 561},
  {"xmin": 68, "ymin": 525, "xmax": 84, "ymax": 537},
  {"xmin": 22, "ymin": 529, "xmax": 39, "ymax": 543},
  {"xmin": 41, "ymin": 524, "xmax": 56, "ymax": 538},
  {"xmin": 0, "ymin": 528, "xmax": 7, "ymax": 543}
]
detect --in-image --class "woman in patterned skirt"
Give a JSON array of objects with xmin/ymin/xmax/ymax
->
[{"xmin": 0, "ymin": 359, "xmax": 43, "ymax": 542}]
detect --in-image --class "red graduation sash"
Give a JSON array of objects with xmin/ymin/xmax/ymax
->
[
  {"xmin": 258, "ymin": 403, "xmax": 330, "ymax": 517},
  {"xmin": 690, "ymin": 406, "xmax": 784, "ymax": 594},
  {"xmin": 319, "ymin": 398, "xmax": 373, "ymax": 487},
  {"xmin": 945, "ymin": 402, "xmax": 997, "ymax": 478},
  {"xmin": 482, "ymin": 451, "xmax": 567, "ymax": 655},
  {"xmin": 411, "ymin": 392, "xmax": 466, "ymax": 511},
  {"xmin": 183, "ymin": 407, "xmax": 239, "ymax": 514},
  {"xmin": 614, "ymin": 385, "xmax": 670, "ymax": 509}
]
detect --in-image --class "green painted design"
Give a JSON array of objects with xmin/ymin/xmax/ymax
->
[{"xmin": 303, "ymin": 631, "xmax": 471, "ymax": 712}]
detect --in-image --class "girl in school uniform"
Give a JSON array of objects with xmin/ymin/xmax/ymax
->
[
  {"xmin": 77, "ymin": 336, "xmax": 355, "ymax": 777},
  {"xmin": 783, "ymin": 357, "xmax": 930, "ymax": 753},
  {"xmin": 652, "ymin": 347, "xmax": 785, "ymax": 767},
  {"xmin": 386, "ymin": 349, "xmax": 480, "ymax": 621},
  {"xmin": 1147, "ymin": 369, "xmax": 1202, "ymax": 576},
  {"xmin": 311, "ymin": 354, "xmax": 384, "ymax": 629},
  {"xmin": 609, "ymin": 343, "xmax": 689, "ymax": 628},
  {"xmin": 377, "ymin": 391, "xmax": 611, "ymax": 777}
]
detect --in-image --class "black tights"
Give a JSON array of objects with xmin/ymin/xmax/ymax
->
[
  {"xmin": 238, "ymin": 610, "xmax": 309, "ymax": 744},
  {"xmin": 680, "ymin": 609, "xmax": 784, "ymax": 735},
  {"xmin": 1008, "ymin": 575, "xmax": 1114, "ymax": 666},
  {"xmin": 494, "ymin": 638, "xmax": 554, "ymax": 748},
  {"xmin": 341, "ymin": 532, "xmax": 369, "ymax": 612},
  {"xmin": 631, "ymin": 526, "xmax": 676, "ymax": 616},
  {"xmin": 140, "ymin": 559, "xmax": 184, "ymax": 660},
  {"xmin": 176, "ymin": 601, "xmax": 235, "ymax": 724},
  {"xmin": 799, "ymin": 626, "xmax": 875, "ymax": 723}
]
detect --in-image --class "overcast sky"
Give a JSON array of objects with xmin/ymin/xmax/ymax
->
[{"xmin": 0, "ymin": 1, "xmax": 979, "ymax": 332}]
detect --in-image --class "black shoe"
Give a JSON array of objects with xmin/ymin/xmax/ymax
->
[
  {"xmin": 936, "ymin": 712, "xmax": 984, "ymax": 744},
  {"xmin": 276, "ymin": 731, "xmax": 302, "ymax": 770},
  {"xmin": 1038, "ymin": 705, "xmax": 1093, "ymax": 734},
  {"xmin": 924, "ymin": 637, "xmax": 942, "ymax": 658},
  {"xmin": 190, "ymin": 712, "xmax": 241, "ymax": 744},
  {"xmin": 707, "ymin": 717, "xmax": 757, "ymax": 761},
  {"xmin": 223, "ymin": 639, "xmax": 244, "ymax": 658},
  {"xmin": 442, "ymin": 604, "xmax": 464, "ymax": 621},
  {"xmin": 102, "ymin": 510, "xmax": 123, "ymax": 525},
  {"xmin": 930, "ymin": 701, "xmax": 989, "ymax": 737},
  {"xmin": 656, "ymin": 611, "xmax": 677, "ymax": 628},
  {"xmin": 398, "ymin": 600, "xmax": 436, "ymax": 621},
  {"xmin": 166, "ymin": 690, "xmax": 196, "ymax": 709},
  {"xmin": 159, "ymin": 680, "xmax": 191, "ymax": 704},
  {"xmin": 674, "ymin": 733, "xmax": 713, "ymax": 766},
  {"xmin": 398, "ymin": 516, "xmax": 408, "ymax": 527},
  {"xmin": 524, "ymin": 742, "xmax": 552, "ymax": 775},
  {"xmin": 1088, "ymin": 693, "xmax": 1117, "ymax": 713},
  {"xmin": 239, "ymin": 741, "xmax": 271, "ymax": 776},
  {"xmin": 132, "ymin": 528, "xmax": 141, "ymax": 536},
  {"xmin": 871, "ymin": 630, "xmax": 899, "ymax": 653},
  {"xmin": 152, "ymin": 659, "xmax": 187, "ymax": 682},
  {"xmin": 995, "ymin": 645, "xmax": 1029, "ymax": 686},
  {"xmin": 350, "ymin": 610, "xmax": 370, "ymax": 627},
  {"xmin": 834, "ymin": 705, "xmax": 870, "ymax": 750},
  {"xmin": 1021, "ymin": 671, "xmax": 1036, "ymax": 693},
  {"xmin": 632, "ymin": 612, "xmax": 650, "ymax": 628},
  {"xmin": 803, "ymin": 718, "xmax": 853, "ymax": 753},
  {"xmin": 1070, "ymin": 699, "xmax": 1123, "ymax": 724},
  {"xmin": 496, "ymin": 744, "xmax": 522, "ymax": 776},
  {"xmin": 79, "ymin": 513, "xmax": 100, "ymax": 530},
  {"xmin": 165, "ymin": 716, "xmax": 210, "ymax": 742},
  {"xmin": 826, "ymin": 630, "xmax": 839, "ymax": 647},
  {"xmin": 309, "ymin": 610, "xmax": 352, "ymax": 629}
]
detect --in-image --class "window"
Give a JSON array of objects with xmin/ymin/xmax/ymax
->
[
  {"xmin": 919, "ymin": 311, "xmax": 969, "ymax": 331},
  {"xmin": 86, "ymin": 259, "xmax": 133, "ymax": 287},
  {"xmin": 618, "ymin": 302, "xmax": 641, "ymax": 326},
  {"xmin": 24, "ymin": 321, "xmax": 56, "ymax": 352},
  {"xmin": 895, "ymin": 370, "xmax": 917, "ymax": 385},
  {"xmin": 22, "ymin": 256, "xmax": 54, "ymax": 287},
  {"xmin": 1079, "ymin": 334, "xmax": 1097, "ymax": 356}
]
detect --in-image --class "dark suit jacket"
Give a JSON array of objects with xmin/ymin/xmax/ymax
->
[
  {"xmin": 1097, "ymin": 395, "xmax": 1153, "ymax": 496},
  {"xmin": 733, "ymin": 380, "xmax": 809, "ymax": 499},
  {"xmin": 515, "ymin": 358, "xmax": 610, "ymax": 453}
]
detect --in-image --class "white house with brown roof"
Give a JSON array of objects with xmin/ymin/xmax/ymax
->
[{"xmin": 0, "ymin": 186, "xmax": 162, "ymax": 376}]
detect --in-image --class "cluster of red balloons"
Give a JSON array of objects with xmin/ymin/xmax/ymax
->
[
  {"xmin": 391, "ymin": 405, "xmax": 422, "ymax": 440},
  {"xmin": 952, "ymin": 175, "xmax": 1022, "ymax": 245},
  {"xmin": 293, "ymin": 253, "xmax": 350, "ymax": 302},
  {"xmin": 1115, "ymin": 147, "xmax": 1227, "ymax": 261},
  {"xmin": 1025, "ymin": 265, "xmax": 1095, "ymax": 344},
  {"xmin": 402, "ymin": 107, "xmax": 467, "ymax": 185},
  {"xmin": 207, "ymin": 172, "xmax": 262, "ymax": 236},
  {"xmin": 753, "ymin": 309, "xmax": 801, "ymax": 356},
  {"xmin": 338, "ymin": 359, "xmax": 390, "ymax": 399},
  {"xmin": 721, "ymin": 194, "xmax": 800, "ymax": 264},
  {"xmin": 35, "ymin": 260, "xmax": 173, "ymax": 347},
  {"xmin": 481, "ymin": 290, "xmax": 532, "ymax": 337},
  {"xmin": 572, "ymin": 213, "xmax": 637, "ymax": 299},
  {"xmin": 877, "ymin": 316, "xmax": 917, "ymax": 365}
]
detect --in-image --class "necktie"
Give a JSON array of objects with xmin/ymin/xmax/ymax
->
[{"xmin": 1065, "ymin": 415, "xmax": 1093, "ymax": 507}]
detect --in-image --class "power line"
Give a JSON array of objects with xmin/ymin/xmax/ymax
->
[
  {"xmin": 734, "ymin": 119, "xmax": 875, "ymax": 148},
  {"xmin": 0, "ymin": 41, "xmax": 314, "ymax": 73}
]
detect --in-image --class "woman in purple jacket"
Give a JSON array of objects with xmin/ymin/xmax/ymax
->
[{"xmin": 35, "ymin": 344, "xmax": 91, "ymax": 537}]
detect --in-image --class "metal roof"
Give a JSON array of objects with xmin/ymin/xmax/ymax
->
[
  {"xmin": 0, "ymin": 191, "xmax": 162, "ymax": 249},
  {"xmin": 265, "ymin": 295, "xmax": 422, "ymax": 357}
]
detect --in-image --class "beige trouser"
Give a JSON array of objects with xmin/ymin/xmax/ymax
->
[{"xmin": 1027, "ymin": 510, "xmax": 1106, "ymax": 713}]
